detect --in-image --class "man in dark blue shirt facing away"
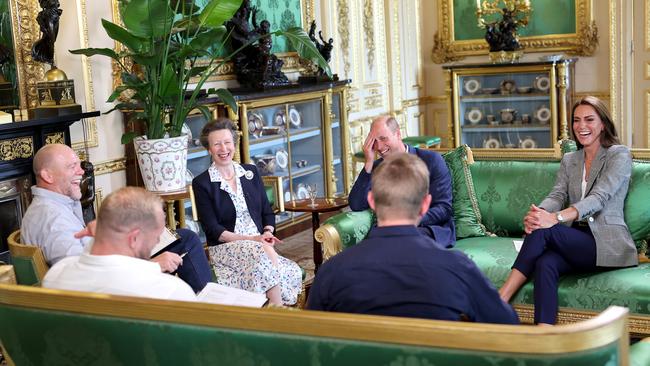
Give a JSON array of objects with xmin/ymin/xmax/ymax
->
[{"xmin": 308, "ymin": 153, "xmax": 518, "ymax": 324}]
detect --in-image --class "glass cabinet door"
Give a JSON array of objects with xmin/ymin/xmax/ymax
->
[
  {"xmin": 456, "ymin": 69, "xmax": 555, "ymax": 150},
  {"xmin": 285, "ymin": 99, "xmax": 324, "ymax": 205}
]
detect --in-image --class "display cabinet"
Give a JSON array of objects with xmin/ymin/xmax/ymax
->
[
  {"xmin": 231, "ymin": 80, "xmax": 351, "ymax": 227},
  {"xmin": 443, "ymin": 59, "xmax": 576, "ymax": 159},
  {"xmin": 124, "ymin": 81, "xmax": 351, "ymax": 234}
]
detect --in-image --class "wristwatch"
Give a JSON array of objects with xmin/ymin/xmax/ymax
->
[{"xmin": 556, "ymin": 212, "xmax": 565, "ymax": 223}]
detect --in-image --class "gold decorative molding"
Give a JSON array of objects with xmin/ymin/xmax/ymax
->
[
  {"xmin": 647, "ymin": 90, "xmax": 650, "ymax": 147},
  {"xmin": 363, "ymin": 87, "xmax": 382, "ymax": 109},
  {"xmin": 0, "ymin": 137, "xmax": 33, "ymax": 161},
  {"xmin": 362, "ymin": 0, "xmax": 375, "ymax": 72},
  {"xmin": 610, "ymin": 0, "xmax": 621, "ymax": 140},
  {"xmin": 94, "ymin": 188, "xmax": 103, "ymax": 216},
  {"xmin": 94, "ymin": 158, "xmax": 127, "ymax": 176},
  {"xmin": 401, "ymin": 95, "xmax": 448, "ymax": 108},
  {"xmin": 45, "ymin": 132, "xmax": 65, "ymax": 145},
  {"xmin": 646, "ymin": 0, "xmax": 650, "ymax": 51},
  {"xmin": 9, "ymin": 0, "xmax": 45, "ymax": 108},
  {"xmin": 70, "ymin": 0, "xmax": 98, "ymax": 150},
  {"xmin": 432, "ymin": 0, "xmax": 598, "ymax": 63},
  {"xmin": 337, "ymin": 0, "xmax": 352, "ymax": 76},
  {"xmin": 574, "ymin": 91, "xmax": 611, "ymax": 100},
  {"xmin": 302, "ymin": 0, "xmax": 316, "ymax": 32}
]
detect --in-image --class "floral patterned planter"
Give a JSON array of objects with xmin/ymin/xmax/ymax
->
[{"xmin": 133, "ymin": 135, "xmax": 188, "ymax": 192}]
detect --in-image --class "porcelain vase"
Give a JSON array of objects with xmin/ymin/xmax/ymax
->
[{"xmin": 133, "ymin": 135, "xmax": 188, "ymax": 192}]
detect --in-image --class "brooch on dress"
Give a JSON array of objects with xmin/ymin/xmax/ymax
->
[{"xmin": 244, "ymin": 170, "xmax": 254, "ymax": 180}]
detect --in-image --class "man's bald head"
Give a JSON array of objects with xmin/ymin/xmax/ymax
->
[{"xmin": 32, "ymin": 144, "xmax": 84, "ymax": 200}]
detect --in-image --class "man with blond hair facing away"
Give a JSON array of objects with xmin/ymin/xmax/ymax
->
[
  {"xmin": 308, "ymin": 153, "xmax": 518, "ymax": 324},
  {"xmin": 21, "ymin": 144, "xmax": 211, "ymax": 292},
  {"xmin": 44, "ymin": 187, "xmax": 196, "ymax": 301},
  {"xmin": 348, "ymin": 115, "xmax": 455, "ymax": 247}
]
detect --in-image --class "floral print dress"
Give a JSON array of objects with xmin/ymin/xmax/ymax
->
[{"xmin": 207, "ymin": 163, "xmax": 302, "ymax": 305}]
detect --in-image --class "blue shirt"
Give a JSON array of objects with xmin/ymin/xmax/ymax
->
[
  {"xmin": 348, "ymin": 145, "xmax": 456, "ymax": 247},
  {"xmin": 307, "ymin": 225, "xmax": 518, "ymax": 324}
]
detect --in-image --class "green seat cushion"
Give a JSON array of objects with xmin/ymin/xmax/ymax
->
[
  {"xmin": 456, "ymin": 237, "xmax": 650, "ymax": 314},
  {"xmin": 470, "ymin": 161, "xmax": 560, "ymax": 237},
  {"xmin": 442, "ymin": 145, "xmax": 488, "ymax": 238},
  {"xmin": 323, "ymin": 210, "xmax": 375, "ymax": 250},
  {"xmin": 402, "ymin": 136, "xmax": 441, "ymax": 147}
]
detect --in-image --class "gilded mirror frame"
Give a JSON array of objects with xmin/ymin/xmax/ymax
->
[
  {"xmin": 432, "ymin": 0, "xmax": 598, "ymax": 63},
  {"xmin": 110, "ymin": 0, "xmax": 315, "ymax": 91},
  {"xmin": 8, "ymin": 0, "xmax": 44, "ymax": 108}
]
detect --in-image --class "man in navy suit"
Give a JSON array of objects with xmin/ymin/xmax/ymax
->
[
  {"xmin": 308, "ymin": 153, "xmax": 518, "ymax": 324},
  {"xmin": 348, "ymin": 116, "xmax": 455, "ymax": 247}
]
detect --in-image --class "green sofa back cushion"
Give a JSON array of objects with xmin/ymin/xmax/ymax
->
[
  {"xmin": 442, "ymin": 145, "xmax": 489, "ymax": 238},
  {"xmin": 0, "ymin": 304, "xmax": 623, "ymax": 366},
  {"xmin": 470, "ymin": 160, "xmax": 560, "ymax": 237},
  {"xmin": 625, "ymin": 160, "xmax": 650, "ymax": 243}
]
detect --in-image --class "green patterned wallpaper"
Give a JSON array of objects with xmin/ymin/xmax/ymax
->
[
  {"xmin": 252, "ymin": 0, "xmax": 303, "ymax": 53},
  {"xmin": 453, "ymin": 0, "xmax": 577, "ymax": 41}
]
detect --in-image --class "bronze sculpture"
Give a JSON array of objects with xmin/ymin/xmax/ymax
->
[
  {"xmin": 308, "ymin": 21, "xmax": 334, "ymax": 77},
  {"xmin": 32, "ymin": 0, "xmax": 62, "ymax": 66},
  {"xmin": 226, "ymin": 0, "xmax": 289, "ymax": 89}
]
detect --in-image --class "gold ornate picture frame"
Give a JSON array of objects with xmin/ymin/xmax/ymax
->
[
  {"xmin": 432, "ymin": 0, "xmax": 598, "ymax": 63},
  {"xmin": 7, "ymin": 0, "xmax": 44, "ymax": 108}
]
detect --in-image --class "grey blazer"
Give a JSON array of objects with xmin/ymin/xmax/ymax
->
[{"xmin": 539, "ymin": 145, "xmax": 637, "ymax": 267}]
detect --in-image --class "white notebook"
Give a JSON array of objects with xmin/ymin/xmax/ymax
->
[
  {"xmin": 197, "ymin": 282, "xmax": 267, "ymax": 308},
  {"xmin": 150, "ymin": 227, "xmax": 180, "ymax": 257}
]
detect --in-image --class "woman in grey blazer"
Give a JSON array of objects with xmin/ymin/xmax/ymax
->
[{"xmin": 499, "ymin": 96, "xmax": 638, "ymax": 325}]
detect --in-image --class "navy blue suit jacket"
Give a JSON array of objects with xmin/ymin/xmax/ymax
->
[
  {"xmin": 192, "ymin": 164, "xmax": 275, "ymax": 245},
  {"xmin": 348, "ymin": 146, "xmax": 456, "ymax": 246},
  {"xmin": 307, "ymin": 225, "xmax": 519, "ymax": 325}
]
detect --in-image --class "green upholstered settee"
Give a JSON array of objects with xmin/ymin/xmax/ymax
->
[
  {"xmin": 1, "ymin": 284, "xmax": 650, "ymax": 365},
  {"xmin": 315, "ymin": 154, "xmax": 650, "ymax": 337}
]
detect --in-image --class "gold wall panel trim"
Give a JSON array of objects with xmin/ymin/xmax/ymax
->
[
  {"xmin": 94, "ymin": 158, "xmax": 127, "ymax": 176},
  {"xmin": 302, "ymin": 0, "xmax": 315, "ymax": 29},
  {"xmin": 432, "ymin": 0, "xmax": 598, "ymax": 63},
  {"xmin": 45, "ymin": 133, "xmax": 65, "ymax": 145},
  {"xmin": 9, "ymin": 0, "xmax": 44, "ymax": 108},
  {"xmin": 646, "ymin": 62, "xmax": 650, "ymax": 79},
  {"xmin": 402, "ymin": 95, "xmax": 448, "ymax": 108},
  {"xmin": 362, "ymin": 0, "xmax": 375, "ymax": 72},
  {"xmin": 337, "ymin": 0, "xmax": 352, "ymax": 76},
  {"xmin": 574, "ymin": 91, "xmax": 610, "ymax": 100},
  {"xmin": 71, "ymin": 0, "xmax": 98, "ymax": 150},
  {"xmin": 610, "ymin": 0, "xmax": 620, "ymax": 135},
  {"xmin": 646, "ymin": 0, "xmax": 650, "ymax": 51},
  {"xmin": 391, "ymin": 0, "xmax": 402, "ymax": 107},
  {"xmin": 0, "ymin": 137, "xmax": 33, "ymax": 161},
  {"xmin": 94, "ymin": 188, "xmax": 103, "ymax": 216}
]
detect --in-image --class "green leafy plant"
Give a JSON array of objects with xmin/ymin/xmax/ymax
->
[{"xmin": 70, "ymin": 0, "xmax": 331, "ymax": 144}]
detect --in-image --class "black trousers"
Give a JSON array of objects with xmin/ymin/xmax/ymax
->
[{"xmin": 513, "ymin": 223, "xmax": 597, "ymax": 324}]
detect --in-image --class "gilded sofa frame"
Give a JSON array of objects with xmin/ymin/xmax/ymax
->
[{"xmin": 0, "ymin": 283, "xmax": 636, "ymax": 364}]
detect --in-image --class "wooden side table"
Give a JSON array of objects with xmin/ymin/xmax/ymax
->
[
  {"xmin": 154, "ymin": 185, "xmax": 198, "ymax": 229},
  {"xmin": 284, "ymin": 197, "xmax": 348, "ymax": 273}
]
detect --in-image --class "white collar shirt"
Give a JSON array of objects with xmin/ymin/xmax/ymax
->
[{"xmin": 43, "ymin": 253, "xmax": 197, "ymax": 302}]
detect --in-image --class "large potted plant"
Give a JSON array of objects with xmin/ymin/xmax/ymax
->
[{"xmin": 71, "ymin": 0, "xmax": 330, "ymax": 192}]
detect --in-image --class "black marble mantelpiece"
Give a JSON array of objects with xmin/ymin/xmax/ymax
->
[{"xmin": 0, "ymin": 111, "xmax": 99, "ymax": 182}]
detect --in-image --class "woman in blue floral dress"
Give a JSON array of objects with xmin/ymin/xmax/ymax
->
[{"xmin": 193, "ymin": 118, "xmax": 302, "ymax": 305}]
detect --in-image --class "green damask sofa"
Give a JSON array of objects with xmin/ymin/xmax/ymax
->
[
  {"xmin": 1, "ymin": 284, "xmax": 650, "ymax": 365},
  {"xmin": 315, "ymin": 149, "xmax": 650, "ymax": 336}
]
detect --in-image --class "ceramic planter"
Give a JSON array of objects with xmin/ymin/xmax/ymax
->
[{"xmin": 133, "ymin": 135, "xmax": 188, "ymax": 192}]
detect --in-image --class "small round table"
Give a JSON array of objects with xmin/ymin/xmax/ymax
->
[{"xmin": 284, "ymin": 197, "xmax": 348, "ymax": 273}]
